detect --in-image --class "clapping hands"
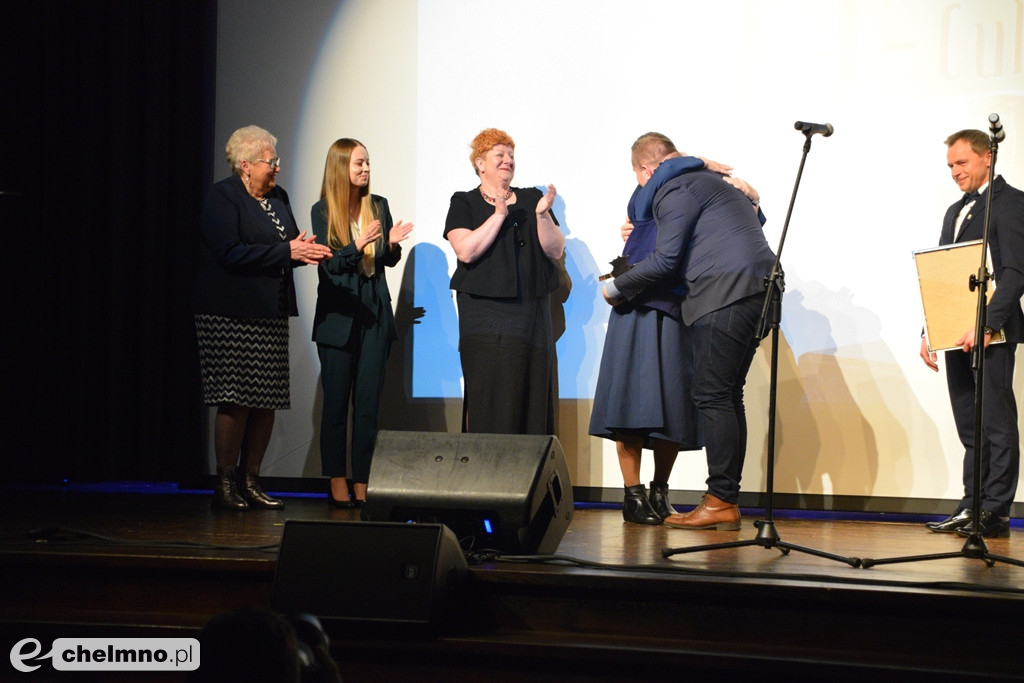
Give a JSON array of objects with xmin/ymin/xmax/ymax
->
[
  {"xmin": 535, "ymin": 184, "xmax": 557, "ymax": 216},
  {"xmin": 290, "ymin": 231, "xmax": 332, "ymax": 265},
  {"xmin": 389, "ymin": 220, "xmax": 414, "ymax": 248}
]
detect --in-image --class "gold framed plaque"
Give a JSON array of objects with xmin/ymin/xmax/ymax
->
[{"xmin": 914, "ymin": 239, "xmax": 1005, "ymax": 352}]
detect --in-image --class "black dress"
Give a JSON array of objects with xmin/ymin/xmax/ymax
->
[{"xmin": 444, "ymin": 186, "xmax": 560, "ymax": 435}]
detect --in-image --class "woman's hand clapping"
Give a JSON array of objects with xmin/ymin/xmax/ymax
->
[
  {"xmin": 355, "ymin": 220, "xmax": 383, "ymax": 252},
  {"xmin": 291, "ymin": 231, "xmax": 332, "ymax": 265},
  {"xmin": 535, "ymin": 184, "xmax": 557, "ymax": 216},
  {"xmin": 389, "ymin": 220, "xmax": 414, "ymax": 248}
]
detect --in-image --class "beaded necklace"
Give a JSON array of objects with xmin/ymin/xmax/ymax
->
[{"xmin": 479, "ymin": 186, "xmax": 513, "ymax": 203}]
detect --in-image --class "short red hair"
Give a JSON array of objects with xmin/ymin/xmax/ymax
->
[{"xmin": 469, "ymin": 128, "xmax": 515, "ymax": 176}]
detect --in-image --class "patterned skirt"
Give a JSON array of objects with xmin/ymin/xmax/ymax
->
[{"xmin": 194, "ymin": 313, "xmax": 291, "ymax": 410}]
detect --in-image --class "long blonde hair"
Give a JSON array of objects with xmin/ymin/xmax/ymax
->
[{"xmin": 320, "ymin": 138, "xmax": 376, "ymax": 251}]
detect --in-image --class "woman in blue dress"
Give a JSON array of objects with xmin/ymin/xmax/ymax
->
[{"xmin": 590, "ymin": 142, "xmax": 762, "ymax": 524}]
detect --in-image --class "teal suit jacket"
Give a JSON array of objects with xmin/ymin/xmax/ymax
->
[{"xmin": 310, "ymin": 195, "xmax": 402, "ymax": 348}]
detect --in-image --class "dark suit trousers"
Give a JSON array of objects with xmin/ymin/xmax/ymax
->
[
  {"xmin": 317, "ymin": 324, "xmax": 391, "ymax": 483},
  {"xmin": 690, "ymin": 294, "xmax": 762, "ymax": 504},
  {"xmin": 945, "ymin": 342, "xmax": 1020, "ymax": 516}
]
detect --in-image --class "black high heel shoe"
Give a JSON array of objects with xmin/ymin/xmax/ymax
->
[
  {"xmin": 325, "ymin": 475, "xmax": 359, "ymax": 510},
  {"xmin": 622, "ymin": 484, "xmax": 662, "ymax": 525},
  {"xmin": 328, "ymin": 492, "xmax": 358, "ymax": 509}
]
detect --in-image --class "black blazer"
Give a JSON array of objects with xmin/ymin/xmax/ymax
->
[
  {"xmin": 310, "ymin": 195, "xmax": 401, "ymax": 348},
  {"xmin": 193, "ymin": 175, "xmax": 301, "ymax": 318},
  {"xmin": 940, "ymin": 175, "xmax": 1024, "ymax": 343},
  {"xmin": 443, "ymin": 186, "xmax": 560, "ymax": 300},
  {"xmin": 614, "ymin": 169, "xmax": 776, "ymax": 325}
]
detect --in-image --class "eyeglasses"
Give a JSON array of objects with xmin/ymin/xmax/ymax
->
[{"xmin": 254, "ymin": 157, "xmax": 281, "ymax": 169}]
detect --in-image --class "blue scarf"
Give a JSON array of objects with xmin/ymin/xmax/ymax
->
[
  {"xmin": 629, "ymin": 155, "xmax": 705, "ymax": 223},
  {"xmin": 618, "ymin": 156, "xmax": 704, "ymax": 318}
]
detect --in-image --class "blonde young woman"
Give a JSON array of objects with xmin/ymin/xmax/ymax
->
[{"xmin": 311, "ymin": 139, "xmax": 413, "ymax": 507}]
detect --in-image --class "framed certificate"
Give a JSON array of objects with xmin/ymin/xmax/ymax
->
[{"xmin": 914, "ymin": 239, "xmax": 1005, "ymax": 352}]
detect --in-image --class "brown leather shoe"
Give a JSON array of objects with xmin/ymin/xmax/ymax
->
[
  {"xmin": 664, "ymin": 493, "xmax": 740, "ymax": 530},
  {"xmin": 676, "ymin": 493, "xmax": 708, "ymax": 518}
]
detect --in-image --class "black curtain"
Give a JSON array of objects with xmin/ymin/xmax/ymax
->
[{"xmin": 2, "ymin": 1, "xmax": 216, "ymax": 483}]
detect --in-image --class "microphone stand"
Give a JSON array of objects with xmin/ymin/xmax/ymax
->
[
  {"xmin": 863, "ymin": 116, "xmax": 1024, "ymax": 569},
  {"xmin": 663, "ymin": 127, "xmax": 861, "ymax": 567}
]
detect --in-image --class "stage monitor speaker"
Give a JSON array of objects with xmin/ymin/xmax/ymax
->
[
  {"xmin": 362, "ymin": 431, "xmax": 574, "ymax": 555},
  {"xmin": 272, "ymin": 520, "xmax": 467, "ymax": 625}
]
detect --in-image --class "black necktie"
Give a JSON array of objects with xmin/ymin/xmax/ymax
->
[{"xmin": 963, "ymin": 191, "xmax": 981, "ymax": 206}]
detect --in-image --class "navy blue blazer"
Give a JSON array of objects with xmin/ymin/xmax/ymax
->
[
  {"xmin": 939, "ymin": 175, "xmax": 1024, "ymax": 343},
  {"xmin": 193, "ymin": 175, "xmax": 302, "ymax": 319},
  {"xmin": 614, "ymin": 169, "xmax": 776, "ymax": 325},
  {"xmin": 310, "ymin": 195, "xmax": 402, "ymax": 348}
]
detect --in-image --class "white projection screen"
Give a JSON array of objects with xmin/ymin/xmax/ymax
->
[{"xmin": 211, "ymin": 0, "xmax": 1024, "ymax": 507}]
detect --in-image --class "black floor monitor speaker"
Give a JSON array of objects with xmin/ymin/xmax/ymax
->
[
  {"xmin": 362, "ymin": 431, "xmax": 574, "ymax": 555},
  {"xmin": 272, "ymin": 520, "xmax": 467, "ymax": 625}
]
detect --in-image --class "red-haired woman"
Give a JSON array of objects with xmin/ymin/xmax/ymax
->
[{"xmin": 444, "ymin": 128, "xmax": 565, "ymax": 435}]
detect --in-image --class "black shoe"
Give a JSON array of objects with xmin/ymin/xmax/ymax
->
[
  {"xmin": 926, "ymin": 507, "xmax": 971, "ymax": 533},
  {"xmin": 328, "ymin": 492, "xmax": 358, "ymax": 509},
  {"xmin": 956, "ymin": 509, "xmax": 1010, "ymax": 538},
  {"xmin": 239, "ymin": 472, "xmax": 285, "ymax": 510},
  {"xmin": 212, "ymin": 465, "xmax": 249, "ymax": 511},
  {"xmin": 622, "ymin": 484, "xmax": 662, "ymax": 525},
  {"xmin": 648, "ymin": 481, "xmax": 678, "ymax": 520}
]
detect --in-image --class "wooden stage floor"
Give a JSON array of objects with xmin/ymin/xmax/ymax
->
[{"xmin": 2, "ymin": 488, "xmax": 1024, "ymax": 680}]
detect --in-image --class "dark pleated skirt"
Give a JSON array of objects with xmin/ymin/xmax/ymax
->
[
  {"xmin": 589, "ymin": 305, "xmax": 698, "ymax": 449},
  {"xmin": 457, "ymin": 291, "xmax": 555, "ymax": 435},
  {"xmin": 195, "ymin": 313, "xmax": 291, "ymax": 410}
]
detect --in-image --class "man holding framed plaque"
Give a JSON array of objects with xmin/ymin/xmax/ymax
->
[{"xmin": 919, "ymin": 129, "xmax": 1024, "ymax": 538}]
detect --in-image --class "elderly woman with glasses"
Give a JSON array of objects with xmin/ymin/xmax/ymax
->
[
  {"xmin": 444, "ymin": 128, "xmax": 565, "ymax": 435},
  {"xmin": 193, "ymin": 125, "xmax": 332, "ymax": 511}
]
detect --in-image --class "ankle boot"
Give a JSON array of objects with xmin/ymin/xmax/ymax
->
[
  {"xmin": 648, "ymin": 481, "xmax": 678, "ymax": 520},
  {"xmin": 212, "ymin": 465, "xmax": 249, "ymax": 511},
  {"xmin": 239, "ymin": 471, "xmax": 285, "ymax": 510},
  {"xmin": 622, "ymin": 484, "xmax": 662, "ymax": 525}
]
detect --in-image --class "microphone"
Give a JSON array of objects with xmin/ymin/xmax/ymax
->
[
  {"xmin": 794, "ymin": 121, "xmax": 834, "ymax": 137},
  {"xmin": 989, "ymin": 113, "xmax": 1005, "ymax": 143}
]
